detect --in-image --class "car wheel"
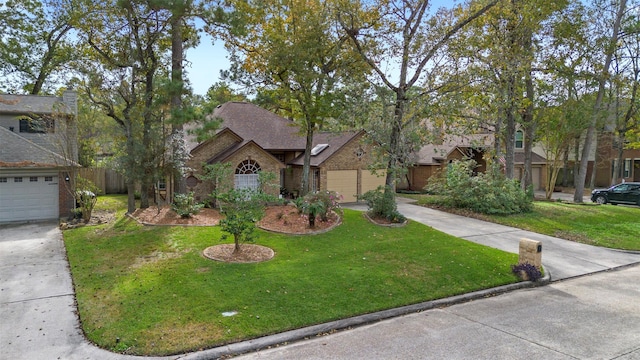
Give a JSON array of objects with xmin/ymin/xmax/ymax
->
[{"xmin": 595, "ymin": 195, "xmax": 607, "ymax": 204}]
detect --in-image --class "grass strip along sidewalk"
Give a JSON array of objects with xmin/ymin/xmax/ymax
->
[{"xmin": 64, "ymin": 195, "xmax": 518, "ymax": 356}]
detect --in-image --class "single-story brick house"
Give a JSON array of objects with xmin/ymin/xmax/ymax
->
[
  {"xmin": 185, "ymin": 102, "xmax": 386, "ymax": 203},
  {"xmin": 0, "ymin": 91, "xmax": 78, "ymax": 223}
]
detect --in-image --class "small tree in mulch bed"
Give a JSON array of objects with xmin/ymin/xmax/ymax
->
[
  {"xmin": 214, "ymin": 171, "xmax": 281, "ymax": 253},
  {"xmin": 75, "ymin": 176, "xmax": 101, "ymax": 223},
  {"xmin": 217, "ymin": 188, "xmax": 265, "ymax": 252}
]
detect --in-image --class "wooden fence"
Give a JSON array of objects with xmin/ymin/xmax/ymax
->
[{"xmin": 78, "ymin": 167, "xmax": 127, "ymax": 194}]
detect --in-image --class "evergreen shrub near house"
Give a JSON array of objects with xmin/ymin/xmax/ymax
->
[
  {"xmin": 172, "ymin": 192, "xmax": 204, "ymax": 218},
  {"xmin": 425, "ymin": 159, "xmax": 532, "ymax": 215},
  {"xmin": 358, "ymin": 185, "xmax": 407, "ymax": 223},
  {"xmin": 75, "ymin": 176, "xmax": 100, "ymax": 223}
]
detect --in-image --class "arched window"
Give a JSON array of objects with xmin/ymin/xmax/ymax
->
[
  {"xmin": 515, "ymin": 130, "xmax": 524, "ymax": 149},
  {"xmin": 235, "ymin": 160, "xmax": 261, "ymax": 190}
]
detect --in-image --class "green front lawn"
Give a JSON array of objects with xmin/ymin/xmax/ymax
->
[
  {"xmin": 64, "ymin": 195, "xmax": 518, "ymax": 356},
  {"xmin": 406, "ymin": 194, "xmax": 640, "ymax": 251}
]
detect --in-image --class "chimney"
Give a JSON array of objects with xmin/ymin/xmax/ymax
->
[
  {"xmin": 62, "ymin": 90, "xmax": 79, "ymax": 163},
  {"xmin": 62, "ymin": 90, "xmax": 77, "ymax": 115}
]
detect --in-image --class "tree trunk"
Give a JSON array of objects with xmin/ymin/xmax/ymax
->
[
  {"xmin": 300, "ymin": 117, "xmax": 315, "ymax": 196},
  {"xmin": 505, "ymin": 102, "xmax": 516, "ymax": 179},
  {"xmin": 521, "ymin": 25, "xmax": 535, "ymax": 196},
  {"xmin": 574, "ymin": 0, "xmax": 627, "ymax": 202},
  {"xmin": 233, "ymin": 235, "xmax": 241, "ymax": 253},
  {"xmin": 125, "ymin": 121, "xmax": 137, "ymax": 214},
  {"xmin": 589, "ymin": 134, "xmax": 599, "ymax": 189},
  {"xmin": 546, "ymin": 161, "xmax": 562, "ymax": 200},
  {"xmin": 171, "ymin": 8, "xmax": 186, "ymax": 196},
  {"xmin": 127, "ymin": 180, "xmax": 136, "ymax": 215},
  {"xmin": 613, "ymin": 134, "xmax": 624, "ymax": 184},
  {"xmin": 562, "ymin": 149, "xmax": 569, "ymax": 187},
  {"xmin": 141, "ymin": 59, "xmax": 156, "ymax": 209},
  {"xmin": 385, "ymin": 92, "xmax": 406, "ymax": 189},
  {"xmin": 572, "ymin": 137, "xmax": 580, "ymax": 188}
]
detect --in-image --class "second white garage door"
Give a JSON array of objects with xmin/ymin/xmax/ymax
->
[{"xmin": 326, "ymin": 170, "xmax": 358, "ymax": 203}]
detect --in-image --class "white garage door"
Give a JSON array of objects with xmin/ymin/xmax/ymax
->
[
  {"xmin": 361, "ymin": 169, "xmax": 387, "ymax": 194},
  {"xmin": 326, "ymin": 170, "xmax": 358, "ymax": 203},
  {"xmin": 0, "ymin": 175, "xmax": 59, "ymax": 222}
]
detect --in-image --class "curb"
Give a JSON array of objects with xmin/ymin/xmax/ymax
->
[{"xmin": 177, "ymin": 270, "xmax": 551, "ymax": 359}]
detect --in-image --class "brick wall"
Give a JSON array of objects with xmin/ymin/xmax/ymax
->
[
  {"xmin": 187, "ymin": 133, "xmax": 240, "ymax": 202},
  {"xmin": 58, "ymin": 170, "xmax": 75, "ymax": 220},
  {"xmin": 224, "ymin": 144, "xmax": 284, "ymax": 197},
  {"xmin": 188, "ymin": 138, "xmax": 284, "ymax": 202},
  {"xmin": 319, "ymin": 134, "xmax": 377, "ymax": 193}
]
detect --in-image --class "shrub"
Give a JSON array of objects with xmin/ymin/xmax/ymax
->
[
  {"xmin": 75, "ymin": 176, "xmax": 100, "ymax": 223},
  {"xmin": 296, "ymin": 190, "xmax": 343, "ymax": 227},
  {"xmin": 511, "ymin": 262, "xmax": 542, "ymax": 282},
  {"xmin": 171, "ymin": 192, "xmax": 204, "ymax": 218},
  {"xmin": 358, "ymin": 185, "xmax": 406, "ymax": 223},
  {"xmin": 425, "ymin": 160, "xmax": 532, "ymax": 215}
]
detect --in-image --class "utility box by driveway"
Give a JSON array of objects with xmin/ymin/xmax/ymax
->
[{"xmin": 519, "ymin": 238, "xmax": 542, "ymax": 268}]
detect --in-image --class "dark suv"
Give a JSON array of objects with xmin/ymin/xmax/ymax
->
[{"xmin": 591, "ymin": 182, "xmax": 640, "ymax": 206}]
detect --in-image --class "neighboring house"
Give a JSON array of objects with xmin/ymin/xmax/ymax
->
[
  {"xmin": 400, "ymin": 133, "xmax": 492, "ymax": 191},
  {"xmin": 185, "ymin": 102, "xmax": 386, "ymax": 203},
  {"xmin": 593, "ymin": 132, "xmax": 640, "ymax": 186},
  {"xmin": 400, "ymin": 129, "xmax": 548, "ymax": 191},
  {"xmin": 0, "ymin": 91, "xmax": 79, "ymax": 223}
]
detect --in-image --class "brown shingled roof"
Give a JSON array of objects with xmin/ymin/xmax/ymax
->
[
  {"xmin": 213, "ymin": 102, "xmax": 305, "ymax": 150},
  {"xmin": 191, "ymin": 102, "xmax": 364, "ymax": 167},
  {"xmin": 0, "ymin": 126, "xmax": 78, "ymax": 167}
]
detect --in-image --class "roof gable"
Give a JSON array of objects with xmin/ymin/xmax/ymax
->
[
  {"xmin": 289, "ymin": 130, "xmax": 363, "ymax": 167},
  {"xmin": 206, "ymin": 140, "xmax": 285, "ymax": 169},
  {"xmin": 415, "ymin": 133, "xmax": 493, "ymax": 165},
  {"xmin": 212, "ymin": 102, "xmax": 305, "ymax": 150},
  {"xmin": 190, "ymin": 127, "xmax": 243, "ymax": 155},
  {"xmin": 0, "ymin": 126, "xmax": 76, "ymax": 167}
]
